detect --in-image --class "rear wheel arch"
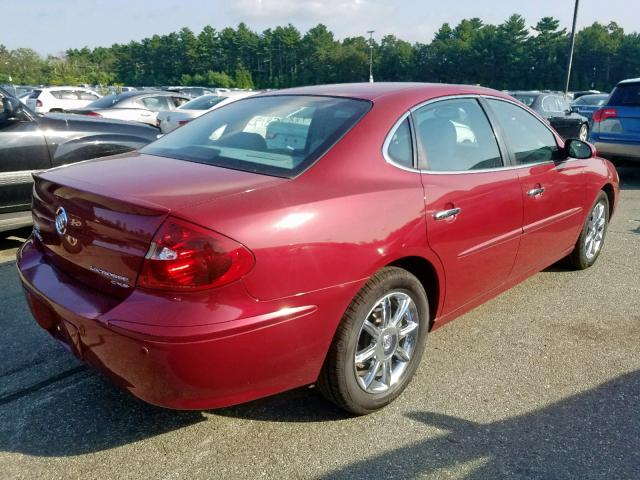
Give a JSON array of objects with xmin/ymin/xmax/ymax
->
[{"xmin": 387, "ymin": 256, "xmax": 441, "ymax": 327}]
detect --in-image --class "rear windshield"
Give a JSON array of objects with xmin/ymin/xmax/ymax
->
[
  {"xmin": 142, "ymin": 95, "xmax": 371, "ymax": 178},
  {"xmin": 180, "ymin": 95, "xmax": 227, "ymax": 110},
  {"xmin": 86, "ymin": 94, "xmax": 123, "ymax": 108},
  {"xmin": 574, "ymin": 95, "xmax": 608, "ymax": 106},
  {"xmin": 609, "ymin": 83, "xmax": 640, "ymax": 106},
  {"xmin": 511, "ymin": 94, "xmax": 538, "ymax": 107}
]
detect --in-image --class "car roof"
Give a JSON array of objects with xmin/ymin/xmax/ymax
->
[
  {"xmin": 42, "ymin": 86, "xmax": 95, "ymax": 91},
  {"xmin": 618, "ymin": 78, "xmax": 640, "ymax": 85},
  {"xmin": 261, "ymin": 82, "xmax": 508, "ymax": 105}
]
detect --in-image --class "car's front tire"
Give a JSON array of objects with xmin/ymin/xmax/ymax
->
[
  {"xmin": 317, "ymin": 267, "xmax": 429, "ymax": 415},
  {"xmin": 567, "ymin": 191, "xmax": 609, "ymax": 270}
]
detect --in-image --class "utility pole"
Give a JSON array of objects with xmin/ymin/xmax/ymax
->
[
  {"xmin": 564, "ymin": 0, "xmax": 580, "ymax": 97},
  {"xmin": 367, "ymin": 30, "xmax": 375, "ymax": 83}
]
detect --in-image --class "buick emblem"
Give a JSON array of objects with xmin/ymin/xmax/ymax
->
[{"xmin": 55, "ymin": 207, "xmax": 68, "ymax": 236}]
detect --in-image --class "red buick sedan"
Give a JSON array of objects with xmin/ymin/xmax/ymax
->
[{"xmin": 18, "ymin": 83, "xmax": 619, "ymax": 414}]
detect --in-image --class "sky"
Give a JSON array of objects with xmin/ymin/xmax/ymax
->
[{"xmin": 3, "ymin": 0, "xmax": 638, "ymax": 55}]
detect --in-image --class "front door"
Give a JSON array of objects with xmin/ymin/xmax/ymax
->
[
  {"xmin": 485, "ymin": 98, "xmax": 586, "ymax": 277},
  {"xmin": 414, "ymin": 97, "xmax": 523, "ymax": 314}
]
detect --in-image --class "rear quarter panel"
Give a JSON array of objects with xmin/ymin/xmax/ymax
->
[{"xmin": 172, "ymin": 99, "xmax": 445, "ymax": 303}]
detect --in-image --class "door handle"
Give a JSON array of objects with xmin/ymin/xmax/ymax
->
[
  {"xmin": 527, "ymin": 187, "xmax": 545, "ymax": 197},
  {"xmin": 434, "ymin": 207, "xmax": 461, "ymax": 220}
]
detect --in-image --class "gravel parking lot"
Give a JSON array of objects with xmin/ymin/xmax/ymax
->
[{"xmin": 0, "ymin": 168, "xmax": 638, "ymax": 480}]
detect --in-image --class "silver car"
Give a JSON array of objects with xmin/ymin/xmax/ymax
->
[{"xmin": 67, "ymin": 91, "xmax": 190, "ymax": 128}]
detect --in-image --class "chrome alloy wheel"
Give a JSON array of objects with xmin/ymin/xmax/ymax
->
[
  {"xmin": 354, "ymin": 291, "xmax": 420, "ymax": 394},
  {"xmin": 585, "ymin": 201, "xmax": 606, "ymax": 260}
]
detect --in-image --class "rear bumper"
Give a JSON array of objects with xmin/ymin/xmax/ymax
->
[
  {"xmin": 17, "ymin": 238, "xmax": 356, "ymax": 409},
  {"xmin": 593, "ymin": 140, "xmax": 640, "ymax": 161}
]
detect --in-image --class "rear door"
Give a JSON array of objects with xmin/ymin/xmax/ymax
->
[
  {"xmin": 484, "ymin": 98, "xmax": 586, "ymax": 277},
  {"xmin": 415, "ymin": 97, "xmax": 523, "ymax": 314}
]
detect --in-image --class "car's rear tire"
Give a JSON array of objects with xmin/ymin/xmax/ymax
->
[
  {"xmin": 579, "ymin": 123, "xmax": 589, "ymax": 141},
  {"xmin": 566, "ymin": 191, "xmax": 609, "ymax": 270},
  {"xmin": 317, "ymin": 267, "xmax": 429, "ymax": 415}
]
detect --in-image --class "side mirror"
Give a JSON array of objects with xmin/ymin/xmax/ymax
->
[
  {"xmin": 2, "ymin": 96, "xmax": 20, "ymax": 117},
  {"xmin": 565, "ymin": 138, "xmax": 595, "ymax": 159}
]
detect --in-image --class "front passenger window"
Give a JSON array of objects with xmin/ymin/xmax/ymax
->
[{"xmin": 487, "ymin": 99, "xmax": 560, "ymax": 165}]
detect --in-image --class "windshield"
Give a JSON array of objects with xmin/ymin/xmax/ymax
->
[
  {"xmin": 511, "ymin": 94, "xmax": 538, "ymax": 107},
  {"xmin": 574, "ymin": 95, "xmax": 608, "ymax": 106},
  {"xmin": 180, "ymin": 95, "xmax": 227, "ymax": 110},
  {"xmin": 142, "ymin": 95, "xmax": 371, "ymax": 178},
  {"xmin": 609, "ymin": 83, "xmax": 640, "ymax": 106}
]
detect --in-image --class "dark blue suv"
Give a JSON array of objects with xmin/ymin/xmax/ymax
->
[{"xmin": 590, "ymin": 78, "xmax": 640, "ymax": 163}]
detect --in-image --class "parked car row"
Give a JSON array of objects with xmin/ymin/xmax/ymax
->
[
  {"xmin": 508, "ymin": 90, "xmax": 590, "ymax": 140},
  {"xmin": 0, "ymin": 87, "xmax": 158, "ymax": 231}
]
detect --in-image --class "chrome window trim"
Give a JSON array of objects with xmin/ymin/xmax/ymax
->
[
  {"xmin": 382, "ymin": 93, "xmax": 568, "ymax": 175},
  {"xmin": 382, "ymin": 111, "xmax": 421, "ymax": 173}
]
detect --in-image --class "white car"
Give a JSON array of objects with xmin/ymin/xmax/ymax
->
[
  {"xmin": 26, "ymin": 87, "xmax": 102, "ymax": 113},
  {"xmin": 157, "ymin": 91, "xmax": 258, "ymax": 134}
]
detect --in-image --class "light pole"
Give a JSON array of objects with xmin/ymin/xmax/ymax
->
[
  {"xmin": 367, "ymin": 30, "xmax": 375, "ymax": 83},
  {"xmin": 564, "ymin": 0, "xmax": 580, "ymax": 97}
]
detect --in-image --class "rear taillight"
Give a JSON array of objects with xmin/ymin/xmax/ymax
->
[
  {"xmin": 592, "ymin": 108, "xmax": 618, "ymax": 123},
  {"xmin": 178, "ymin": 120, "xmax": 190, "ymax": 127},
  {"xmin": 86, "ymin": 111, "xmax": 102, "ymax": 117},
  {"xmin": 137, "ymin": 217, "xmax": 254, "ymax": 291},
  {"xmin": 36, "ymin": 99, "xmax": 43, "ymax": 108}
]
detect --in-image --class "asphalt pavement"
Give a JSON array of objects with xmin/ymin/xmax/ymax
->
[{"xmin": 0, "ymin": 168, "xmax": 639, "ymax": 480}]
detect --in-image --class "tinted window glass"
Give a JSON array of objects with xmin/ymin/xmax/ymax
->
[
  {"xmin": 51, "ymin": 90, "xmax": 77, "ymax": 100},
  {"xmin": 542, "ymin": 96, "xmax": 559, "ymax": 112},
  {"xmin": 181, "ymin": 95, "xmax": 227, "ymax": 110},
  {"xmin": 556, "ymin": 96, "xmax": 571, "ymax": 111},
  {"xmin": 171, "ymin": 96, "xmax": 190, "ymax": 107},
  {"xmin": 511, "ymin": 94, "xmax": 537, "ymax": 107},
  {"xmin": 142, "ymin": 95, "xmax": 371, "ymax": 178},
  {"xmin": 78, "ymin": 91, "xmax": 99, "ymax": 100},
  {"xmin": 86, "ymin": 94, "xmax": 122, "ymax": 108},
  {"xmin": 414, "ymin": 98, "xmax": 502, "ymax": 171},
  {"xmin": 141, "ymin": 96, "xmax": 171, "ymax": 112},
  {"xmin": 487, "ymin": 99, "xmax": 559, "ymax": 165},
  {"xmin": 609, "ymin": 83, "xmax": 640, "ymax": 106},
  {"xmin": 386, "ymin": 117, "xmax": 413, "ymax": 168},
  {"xmin": 574, "ymin": 95, "xmax": 608, "ymax": 106}
]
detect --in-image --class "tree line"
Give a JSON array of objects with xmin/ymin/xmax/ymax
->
[{"xmin": 1, "ymin": 14, "xmax": 639, "ymax": 92}]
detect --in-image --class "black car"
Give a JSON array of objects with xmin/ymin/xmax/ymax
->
[
  {"xmin": 0, "ymin": 88, "xmax": 159, "ymax": 232},
  {"xmin": 509, "ymin": 91, "xmax": 590, "ymax": 141}
]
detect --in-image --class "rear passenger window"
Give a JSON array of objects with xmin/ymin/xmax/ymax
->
[
  {"xmin": 386, "ymin": 117, "xmax": 413, "ymax": 168},
  {"xmin": 413, "ymin": 98, "xmax": 502, "ymax": 171},
  {"xmin": 542, "ymin": 96, "xmax": 559, "ymax": 112},
  {"xmin": 51, "ymin": 90, "xmax": 77, "ymax": 100},
  {"xmin": 140, "ymin": 96, "xmax": 171, "ymax": 112},
  {"xmin": 487, "ymin": 99, "xmax": 560, "ymax": 165}
]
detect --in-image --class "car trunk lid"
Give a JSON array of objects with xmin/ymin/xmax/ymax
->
[
  {"xmin": 32, "ymin": 175, "xmax": 170, "ymax": 299},
  {"xmin": 31, "ymin": 153, "xmax": 284, "ymax": 298}
]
